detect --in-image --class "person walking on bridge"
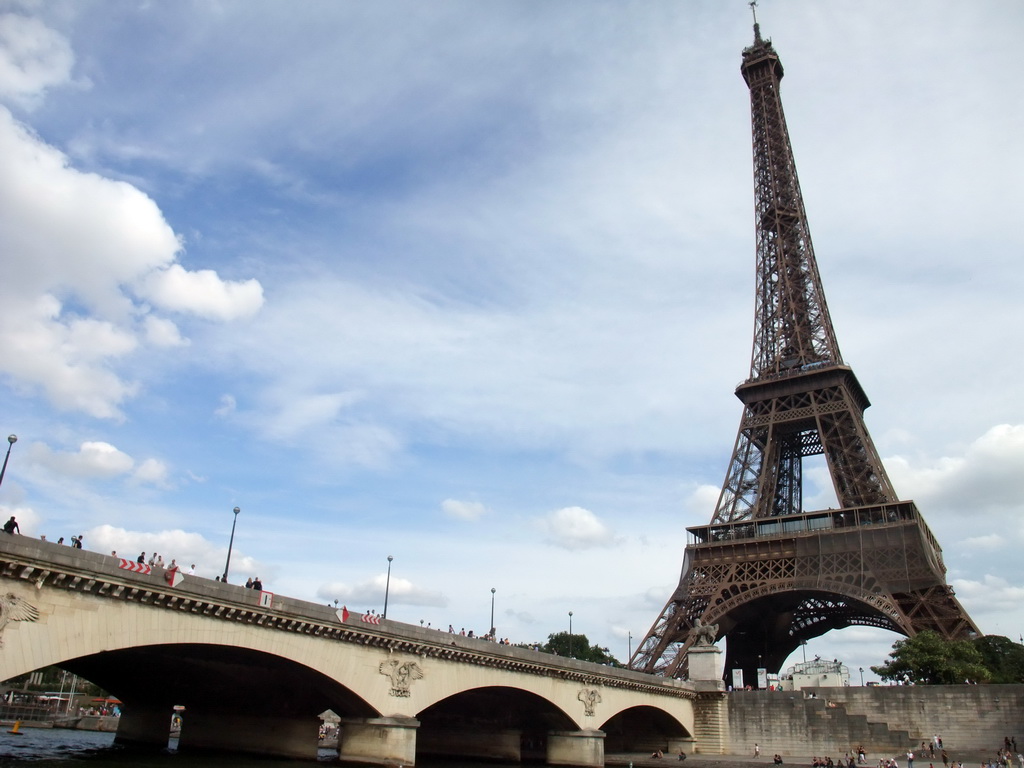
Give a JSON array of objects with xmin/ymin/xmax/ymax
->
[{"xmin": 2, "ymin": 516, "xmax": 19, "ymax": 534}]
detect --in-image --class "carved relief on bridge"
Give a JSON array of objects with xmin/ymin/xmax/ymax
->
[
  {"xmin": 577, "ymin": 687, "xmax": 602, "ymax": 717},
  {"xmin": 379, "ymin": 657, "xmax": 425, "ymax": 697},
  {"xmin": 0, "ymin": 592, "xmax": 40, "ymax": 647}
]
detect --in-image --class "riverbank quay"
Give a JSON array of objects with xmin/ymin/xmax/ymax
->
[
  {"xmin": 1, "ymin": 715, "xmax": 119, "ymax": 732},
  {"xmin": 0, "ymin": 719, "xmax": 52, "ymax": 729},
  {"xmin": 607, "ymin": 754, "xmax": 812, "ymax": 768}
]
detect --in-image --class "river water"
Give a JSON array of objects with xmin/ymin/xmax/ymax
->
[{"xmin": 0, "ymin": 728, "xmax": 343, "ymax": 766}]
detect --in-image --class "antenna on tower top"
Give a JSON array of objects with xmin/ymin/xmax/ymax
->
[{"xmin": 749, "ymin": 0, "xmax": 763, "ymax": 43}]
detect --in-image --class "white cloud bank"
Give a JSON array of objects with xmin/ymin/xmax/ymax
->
[{"xmin": 0, "ymin": 14, "xmax": 264, "ymax": 420}]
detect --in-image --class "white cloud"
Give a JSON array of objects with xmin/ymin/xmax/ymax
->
[
  {"xmin": 540, "ymin": 506, "xmax": 617, "ymax": 551},
  {"xmin": 686, "ymin": 484, "xmax": 724, "ymax": 517},
  {"xmin": 887, "ymin": 424, "xmax": 1024, "ymax": 512},
  {"xmin": 260, "ymin": 391, "xmax": 362, "ymax": 440},
  {"xmin": 2, "ymin": 295, "xmax": 140, "ymax": 418},
  {"xmin": 962, "ymin": 534, "xmax": 1002, "ymax": 551},
  {"xmin": 31, "ymin": 440, "xmax": 134, "ymax": 478},
  {"xmin": 316, "ymin": 575, "xmax": 448, "ymax": 609},
  {"xmin": 132, "ymin": 458, "xmax": 170, "ymax": 487},
  {"xmin": 442, "ymin": 498, "xmax": 489, "ymax": 521},
  {"xmin": 136, "ymin": 264, "xmax": 264, "ymax": 322},
  {"xmin": 214, "ymin": 394, "xmax": 237, "ymax": 417},
  {"xmin": 143, "ymin": 315, "xmax": 189, "ymax": 348},
  {"xmin": 0, "ymin": 13, "xmax": 73, "ymax": 108},
  {"xmin": 0, "ymin": 102, "xmax": 264, "ymax": 418},
  {"xmin": 951, "ymin": 575, "xmax": 1024, "ymax": 624},
  {"xmin": 25, "ymin": 440, "xmax": 169, "ymax": 488}
]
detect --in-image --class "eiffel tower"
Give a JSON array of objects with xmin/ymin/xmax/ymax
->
[{"xmin": 630, "ymin": 15, "xmax": 979, "ymax": 683}]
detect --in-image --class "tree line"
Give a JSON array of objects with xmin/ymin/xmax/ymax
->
[{"xmin": 871, "ymin": 631, "xmax": 1024, "ymax": 684}]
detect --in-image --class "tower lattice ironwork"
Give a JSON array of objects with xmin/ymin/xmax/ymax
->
[{"xmin": 630, "ymin": 20, "xmax": 978, "ymax": 682}]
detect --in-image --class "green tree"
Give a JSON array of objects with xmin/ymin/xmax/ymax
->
[
  {"xmin": 972, "ymin": 635, "xmax": 1024, "ymax": 683},
  {"xmin": 871, "ymin": 630, "xmax": 989, "ymax": 685},
  {"xmin": 539, "ymin": 632, "xmax": 621, "ymax": 666}
]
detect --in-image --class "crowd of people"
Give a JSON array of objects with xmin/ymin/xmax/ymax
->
[{"xmin": 799, "ymin": 736, "xmax": 1024, "ymax": 768}]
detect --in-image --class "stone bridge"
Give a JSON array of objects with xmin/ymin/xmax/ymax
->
[{"xmin": 0, "ymin": 536, "xmax": 718, "ymax": 763}]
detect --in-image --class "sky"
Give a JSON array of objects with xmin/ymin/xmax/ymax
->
[{"xmin": 0, "ymin": 0, "xmax": 1022, "ymax": 685}]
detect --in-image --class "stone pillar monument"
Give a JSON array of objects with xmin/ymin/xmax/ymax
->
[{"xmin": 687, "ymin": 635, "xmax": 727, "ymax": 755}]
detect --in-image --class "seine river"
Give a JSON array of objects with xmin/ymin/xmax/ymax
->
[{"xmin": 0, "ymin": 728, "xmax": 346, "ymax": 766}]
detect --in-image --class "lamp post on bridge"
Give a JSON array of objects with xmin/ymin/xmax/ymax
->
[
  {"xmin": 490, "ymin": 587, "xmax": 496, "ymax": 637},
  {"xmin": 383, "ymin": 555, "xmax": 394, "ymax": 619},
  {"xmin": 859, "ymin": 667, "xmax": 864, "ymax": 686},
  {"xmin": 568, "ymin": 611, "xmax": 574, "ymax": 658},
  {"xmin": 0, "ymin": 435, "xmax": 17, "ymax": 491},
  {"xmin": 222, "ymin": 506, "xmax": 240, "ymax": 583},
  {"xmin": 628, "ymin": 632, "xmax": 632, "ymax": 668}
]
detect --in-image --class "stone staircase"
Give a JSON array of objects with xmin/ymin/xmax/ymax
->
[{"xmin": 727, "ymin": 691, "xmax": 912, "ymax": 758}]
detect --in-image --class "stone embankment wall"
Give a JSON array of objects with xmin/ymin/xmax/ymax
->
[{"xmin": 725, "ymin": 686, "xmax": 1023, "ymax": 761}]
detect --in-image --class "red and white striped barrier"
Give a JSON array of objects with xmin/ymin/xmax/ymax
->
[
  {"xmin": 119, "ymin": 559, "xmax": 152, "ymax": 575},
  {"xmin": 361, "ymin": 613, "xmax": 381, "ymax": 625},
  {"xmin": 164, "ymin": 567, "xmax": 184, "ymax": 588}
]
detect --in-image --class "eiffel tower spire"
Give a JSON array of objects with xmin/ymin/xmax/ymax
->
[{"xmin": 630, "ymin": 21, "xmax": 979, "ymax": 682}]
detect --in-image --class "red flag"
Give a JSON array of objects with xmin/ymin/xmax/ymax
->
[{"xmin": 338, "ymin": 605, "xmax": 350, "ymax": 622}]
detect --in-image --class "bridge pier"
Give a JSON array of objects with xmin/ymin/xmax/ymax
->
[
  {"xmin": 547, "ymin": 729, "xmax": 605, "ymax": 767},
  {"xmin": 177, "ymin": 711, "xmax": 319, "ymax": 760},
  {"xmin": 337, "ymin": 716, "xmax": 420, "ymax": 766},
  {"xmin": 114, "ymin": 704, "xmax": 173, "ymax": 750}
]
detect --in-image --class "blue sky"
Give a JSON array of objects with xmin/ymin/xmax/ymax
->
[{"xmin": 1, "ymin": 0, "xmax": 1022, "ymax": 681}]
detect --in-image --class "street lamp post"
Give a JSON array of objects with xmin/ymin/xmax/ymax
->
[
  {"xmin": 383, "ymin": 555, "xmax": 394, "ymax": 619},
  {"xmin": 628, "ymin": 632, "xmax": 633, "ymax": 668},
  {"xmin": 222, "ymin": 506, "xmax": 240, "ymax": 583},
  {"xmin": 0, "ymin": 435, "xmax": 17, "ymax": 490},
  {"xmin": 800, "ymin": 638, "xmax": 808, "ymax": 663},
  {"xmin": 859, "ymin": 667, "xmax": 864, "ymax": 686},
  {"xmin": 568, "ymin": 611, "xmax": 574, "ymax": 657},
  {"xmin": 490, "ymin": 587, "xmax": 496, "ymax": 637}
]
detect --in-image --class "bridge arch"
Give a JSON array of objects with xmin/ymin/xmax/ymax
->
[
  {"xmin": 415, "ymin": 685, "xmax": 576, "ymax": 761},
  {"xmin": 600, "ymin": 705, "xmax": 692, "ymax": 755}
]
